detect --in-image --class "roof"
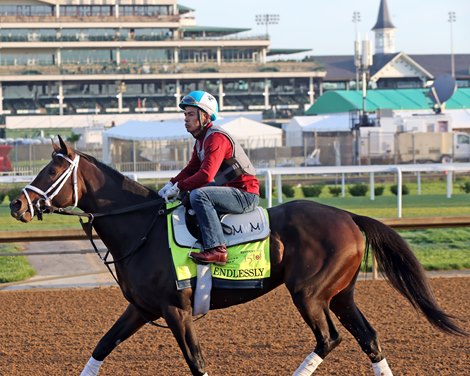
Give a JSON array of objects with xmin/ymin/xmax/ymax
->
[
  {"xmin": 305, "ymin": 88, "xmax": 470, "ymax": 115},
  {"xmin": 314, "ymin": 53, "xmax": 470, "ymax": 81},
  {"xmin": 267, "ymin": 48, "xmax": 312, "ymax": 56},
  {"xmin": 104, "ymin": 116, "xmax": 282, "ymax": 142},
  {"xmin": 372, "ymin": 0, "xmax": 395, "ymax": 30},
  {"xmin": 314, "ymin": 55, "xmax": 357, "ymax": 81},
  {"xmin": 286, "ymin": 115, "xmax": 352, "ymax": 132},
  {"xmin": 180, "ymin": 25, "xmax": 251, "ymax": 36},
  {"xmin": 410, "ymin": 54, "xmax": 470, "ymax": 79},
  {"xmin": 177, "ymin": 4, "xmax": 195, "ymax": 14}
]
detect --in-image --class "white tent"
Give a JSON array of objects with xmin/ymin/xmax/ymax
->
[
  {"xmin": 102, "ymin": 116, "xmax": 282, "ymax": 163},
  {"xmin": 283, "ymin": 114, "xmax": 352, "ymax": 146}
]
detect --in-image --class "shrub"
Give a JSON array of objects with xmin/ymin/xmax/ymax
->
[
  {"xmin": 301, "ymin": 185, "xmax": 323, "ymax": 197},
  {"xmin": 374, "ymin": 186, "xmax": 385, "ymax": 196},
  {"xmin": 6, "ymin": 187, "xmax": 23, "ymax": 202},
  {"xmin": 0, "ymin": 190, "xmax": 6, "ymax": 204},
  {"xmin": 257, "ymin": 66, "xmax": 279, "ymax": 72},
  {"xmin": 390, "ymin": 184, "xmax": 409, "ymax": 195},
  {"xmin": 348, "ymin": 183, "xmax": 368, "ymax": 197},
  {"xmin": 328, "ymin": 186, "xmax": 342, "ymax": 197},
  {"xmin": 198, "ymin": 67, "xmax": 218, "ymax": 73},
  {"xmin": 282, "ymin": 184, "xmax": 295, "ymax": 198},
  {"xmin": 258, "ymin": 183, "xmax": 266, "ymax": 199},
  {"xmin": 459, "ymin": 181, "xmax": 470, "ymax": 194}
]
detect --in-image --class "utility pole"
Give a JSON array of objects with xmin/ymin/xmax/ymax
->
[
  {"xmin": 352, "ymin": 34, "xmax": 372, "ymax": 165},
  {"xmin": 448, "ymin": 11, "xmax": 456, "ymax": 78},
  {"xmin": 352, "ymin": 11, "xmax": 361, "ymax": 90}
]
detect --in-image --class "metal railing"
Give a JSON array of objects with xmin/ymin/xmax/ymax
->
[{"xmin": 1, "ymin": 216, "xmax": 469, "ymax": 281}]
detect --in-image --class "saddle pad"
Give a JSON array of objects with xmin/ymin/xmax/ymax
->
[
  {"xmin": 171, "ymin": 205, "xmax": 270, "ymax": 248},
  {"xmin": 166, "ymin": 203, "xmax": 271, "ymax": 290}
]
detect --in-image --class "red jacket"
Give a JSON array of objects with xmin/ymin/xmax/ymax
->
[{"xmin": 171, "ymin": 125, "xmax": 259, "ymax": 195}]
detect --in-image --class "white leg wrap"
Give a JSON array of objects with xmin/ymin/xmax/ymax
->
[
  {"xmin": 372, "ymin": 358, "xmax": 393, "ymax": 376},
  {"xmin": 292, "ymin": 352, "xmax": 323, "ymax": 376},
  {"xmin": 80, "ymin": 357, "xmax": 103, "ymax": 376}
]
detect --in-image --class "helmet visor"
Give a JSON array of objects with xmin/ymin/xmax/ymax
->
[{"xmin": 180, "ymin": 95, "xmax": 197, "ymax": 106}]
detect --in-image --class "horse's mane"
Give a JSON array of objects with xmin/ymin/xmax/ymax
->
[{"xmin": 75, "ymin": 150, "xmax": 158, "ymax": 199}]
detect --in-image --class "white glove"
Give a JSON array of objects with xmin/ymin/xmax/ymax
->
[
  {"xmin": 163, "ymin": 182, "xmax": 180, "ymax": 203},
  {"xmin": 158, "ymin": 181, "xmax": 173, "ymax": 198}
]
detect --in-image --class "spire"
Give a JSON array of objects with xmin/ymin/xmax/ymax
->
[{"xmin": 372, "ymin": 0, "xmax": 395, "ymax": 30}]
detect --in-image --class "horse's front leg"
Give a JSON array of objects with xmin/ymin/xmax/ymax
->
[
  {"xmin": 163, "ymin": 304, "xmax": 207, "ymax": 376},
  {"xmin": 80, "ymin": 303, "xmax": 149, "ymax": 376}
]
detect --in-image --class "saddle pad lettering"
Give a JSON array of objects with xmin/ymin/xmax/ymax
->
[
  {"xmin": 171, "ymin": 206, "xmax": 270, "ymax": 248},
  {"xmin": 166, "ymin": 203, "xmax": 271, "ymax": 290}
]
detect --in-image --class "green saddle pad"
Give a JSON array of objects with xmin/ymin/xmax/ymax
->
[{"xmin": 166, "ymin": 204, "xmax": 271, "ymax": 290}]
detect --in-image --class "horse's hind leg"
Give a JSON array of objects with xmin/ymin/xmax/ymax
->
[
  {"xmin": 80, "ymin": 304, "xmax": 148, "ymax": 376},
  {"xmin": 330, "ymin": 285, "xmax": 393, "ymax": 376},
  {"xmin": 289, "ymin": 289, "xmax": 342, "ymax": 375}
]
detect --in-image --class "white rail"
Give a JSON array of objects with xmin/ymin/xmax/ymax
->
[{"xmin": 2, "ymin": 163, "xmax": 470, "ymax": 218}]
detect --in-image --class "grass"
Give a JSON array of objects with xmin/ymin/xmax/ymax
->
[
  {"xmin": 399, "ymin": 228, "xmax": 470, "ymax": 271},
  {"xmin": 0, "ymin": 205, "xmax": 81, "ymax": 232},
  {"xmin": 0, "ymin": 244, "xmax": 35, "ymax": 283},
  {"xmin": 0, "ymin": 177, "xmax": 469, "ymax": 283}
]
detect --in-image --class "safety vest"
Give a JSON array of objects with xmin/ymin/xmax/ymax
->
[{"xmin": 196, "ymin": 126, "xmax": 257, "ymax": 185}]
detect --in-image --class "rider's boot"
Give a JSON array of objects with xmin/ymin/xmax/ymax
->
[{"xmin": 189, "ymin": 245, "xmax": 228, "ymax": 266}]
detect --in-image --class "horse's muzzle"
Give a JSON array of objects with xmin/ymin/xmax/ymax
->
[{"xmin": 10, "ymin": 198, "xmax": 32, "ymax": 223}]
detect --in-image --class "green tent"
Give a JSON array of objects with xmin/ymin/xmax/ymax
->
[{"xmin": 305, "ymin": 88, "xmax": 470, "ymax": 115}]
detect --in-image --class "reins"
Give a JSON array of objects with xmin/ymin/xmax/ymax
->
[
  {"xmin": 23, "ymin": 151, "xmax": 198, "ymax": 328},
  {"xmin": 45, "ymin": 198, "xmax": 180, "ymax": 267},
  {"xmin": 48, "ymin": 199, "xmax": 206, "ymax": 329},
  {"xmin": 46, "ymin": 199, "xmax": 193, "ymax": 329}
]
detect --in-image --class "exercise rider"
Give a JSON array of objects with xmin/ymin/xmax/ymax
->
[{"xmin": 158, "ymin": 90, "xmax": 260, "ymax": 265}]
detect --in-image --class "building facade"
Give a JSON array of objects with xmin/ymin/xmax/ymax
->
[{"xmin": 0, "ymin": 0, "xmax": 324, "ymax": 124}]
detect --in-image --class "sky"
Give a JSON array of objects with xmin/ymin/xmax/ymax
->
[{"xmin": 181, "ymin": 0, "xmax": 469, "ymax": 57}]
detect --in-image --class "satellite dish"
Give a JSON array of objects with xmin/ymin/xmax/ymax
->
[{"xmin": 427, "ymin": 74, "xmax": 457, "ymax": 113}]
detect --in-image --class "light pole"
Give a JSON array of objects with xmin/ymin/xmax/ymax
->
[
  {"xmin": 255, "ymin": 14, "xmax": 280, "ymax": 38},
  {"xmin": 352, "ymin": 34, "xmax": 372, "ymax": 165},
  {"xmin": 352, "ymin": 11, "xmax": 361, "ymax": 35},
  {"xmin": 352, "ymin": 11, "xmax": 361, "ymax": 90},
  {"xmin": 448, "ymin": 11, "xmax": 456, "ymax": 78}
]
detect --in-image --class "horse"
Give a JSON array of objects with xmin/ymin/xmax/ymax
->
[{"xmin": 10, "ymin": 136, "xmax": 465, "ymax": 376}]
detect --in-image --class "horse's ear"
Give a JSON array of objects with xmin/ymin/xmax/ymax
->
[
  {"xmin": 57, "ymin": 135, "xmax": 74, "ymax": 157},
  {"xmin": 52, "ymin": 138, "xmax": 61, "ymax": 153}
]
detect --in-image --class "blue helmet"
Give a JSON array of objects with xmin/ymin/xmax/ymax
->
[{"xmin": 179, "ymin": 90, "xmax": 219, "ymax": 121}]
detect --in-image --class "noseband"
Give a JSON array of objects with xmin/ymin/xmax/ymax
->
[{"xmin": 22, "ymin": 153, "xmax": 80, "ymax": 220}]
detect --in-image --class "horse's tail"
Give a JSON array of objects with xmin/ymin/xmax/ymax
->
[{"xmin": 351, "ymin": 214, "xmax": 466, "ymax": 336}]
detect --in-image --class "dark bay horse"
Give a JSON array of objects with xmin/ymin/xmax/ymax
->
[{"xmin": 10, "ymin": 137, "xmax": 465, "ymax": 376}]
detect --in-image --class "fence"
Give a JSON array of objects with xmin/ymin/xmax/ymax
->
[
  {"xmin": 2, "ymin": 162, "xmax": 470, "ymax": 218},
  {"xmin": 1, "ymin": 216, "xmax": 469, "ymax": 281},
  {"xmin": 3, "ymin": 130, "xmax": 469, "ymax": 174}
]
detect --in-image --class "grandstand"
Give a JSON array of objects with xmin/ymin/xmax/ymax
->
[
  {"xmin": 0, "ymin": 0, "xmax": 321, "ymax": 128},
  {"xmin": 1, "ymin": 0, "xmax": 468, "ymax": 134}
]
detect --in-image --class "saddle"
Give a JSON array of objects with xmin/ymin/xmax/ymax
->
[{"xmin": 171, "ymin": 205, "xmax": 270, "ymax": 249}]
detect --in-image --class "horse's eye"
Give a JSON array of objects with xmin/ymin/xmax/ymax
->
[{"xmin": 48, "ymin": 167, "xmax": 57, "ymax": 175}]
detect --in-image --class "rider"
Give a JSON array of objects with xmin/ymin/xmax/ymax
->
[{"xmin": 158, "ymin": 90, "xmax": 260, "ymax": 265}]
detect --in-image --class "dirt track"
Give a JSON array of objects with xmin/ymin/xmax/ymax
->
[{"xmin": 0, "ymin": 277, "xmax": 468, "ymax": 376}]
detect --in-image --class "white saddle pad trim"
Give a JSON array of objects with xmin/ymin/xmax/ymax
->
[
  {"xmin": 193, "ymin": 264, "xmax": 212, "ymax": 316},
  {"xmin": 172, "ymin": 206, "xmax": 270, "ymax": 248}
]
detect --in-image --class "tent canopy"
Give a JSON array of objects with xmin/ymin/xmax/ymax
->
[
  {"xmin": 104, "ymin": 115, "xmax": 281, "ymax": 141},
  {"xmin": 305, "ymin": 88, "xmax": 470, "ymax": 115},
  {"xmin": 283, "ymin": 114, "xmax": 352, "ymax": 147},
  {"xmin": 102, "ymin": 116, "xmax": 283, "ymax": 163}
]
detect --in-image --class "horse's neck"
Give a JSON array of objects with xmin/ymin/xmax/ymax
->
[
  {"xmin": 80, "ymin": 163, "xmax": 152, "ymax": 212},
  {"xmin": 79, "ymin": 165, "xmax": 161, "ymax": 257}
]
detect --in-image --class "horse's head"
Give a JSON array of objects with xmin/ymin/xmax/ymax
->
[{"xmin": 10, "ymin": 136, "xmax": 83, "ymax": 222}]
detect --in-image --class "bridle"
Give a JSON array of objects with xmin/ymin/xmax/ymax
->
[
  {"xmin": 17, "ymin": 151, "xmax": 195, "ymax": 327},
  {"xmin": 22, "ymin": 153, "xmax": 80, "ymax": 220}
]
